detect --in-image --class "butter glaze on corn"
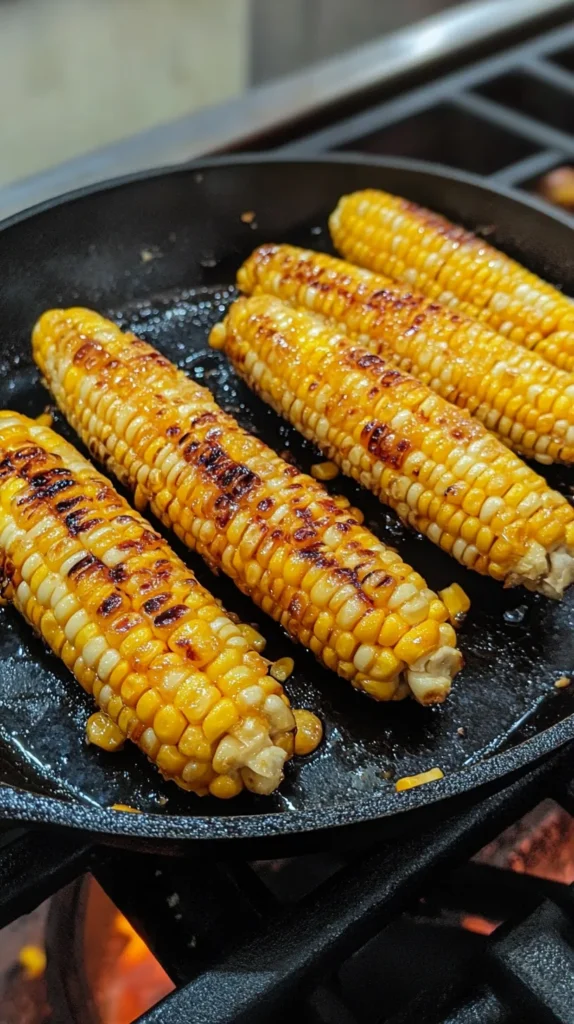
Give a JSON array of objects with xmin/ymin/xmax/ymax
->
[
  {"xmin": 238, "ymin": 244, "xmax": 574, "ymax": 465},
  {"xmin": 330, "ymin": 189, "xmax": 574, "ymax": 373},
  {"xmin": 213, "ymin": 296, "xmax": 574, "ymax": 599},
  {"xmin": 0, "ymin": 413, "xmax": 296, "ymax": 797},
  {"xmin": 33, "ymin": 309, "xmax": 462, "ymax": 704}
]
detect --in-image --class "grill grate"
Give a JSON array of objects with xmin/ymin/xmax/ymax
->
[
  {"xmin": 2, "ymin": 746, "xmax": 574, "ymax": 1023},
  {"xmin": 281, "ymin": 19, "xmax": 574, "ymax": 211}
]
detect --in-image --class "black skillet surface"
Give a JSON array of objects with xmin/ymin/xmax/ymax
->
[{"xmin": 0, "ymin": 155, "xmax": 573, "ymax": 854}]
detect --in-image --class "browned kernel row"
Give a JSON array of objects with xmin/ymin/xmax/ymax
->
[
  {"xmin": 238, "ymin": 243, "xmax": 574, "ymax": 465},
  {"xmin": 213, "ymin": 295, "xmax": 574, "ymax": 599},
  {"xmin": 33, "ymin": 308, "xmax": 462, "ymax": 704},
  {"xmin": 329, "ymin": 188, "xmax": 574, "ymax": 372},
  {"xmin": 0, "ymin": 412, "xmax": 295, "ymax": 798}
]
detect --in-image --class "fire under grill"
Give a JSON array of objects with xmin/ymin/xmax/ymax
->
[{"xmin": 2, "ymin": 6, "xmax": 574, "ymax": 1024}]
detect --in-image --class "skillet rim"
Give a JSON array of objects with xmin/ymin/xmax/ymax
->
[{"xmin": 0, "ymin": 151, "xmax": 573, "ymax": 844}]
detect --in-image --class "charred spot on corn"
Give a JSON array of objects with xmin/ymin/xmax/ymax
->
[
  {"xmin": 32, "ymin": 308, "xmax": 462, "ymax": 704},
  {"xmin": 0, "ymin": 411, "xmax": 299, "ymax": 798}
]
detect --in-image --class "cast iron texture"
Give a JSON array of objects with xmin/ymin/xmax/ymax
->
[{"xmin": 0, "ymin": 155, "xmax": 572, "ymax": 852}]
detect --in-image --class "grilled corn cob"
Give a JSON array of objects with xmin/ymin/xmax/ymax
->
[
  {"xmin": 0, "ymin": 412, "xmax": 297, "ymax": 798},
  {"xmin": 212, "ymin": 295, "xmax": 574, "ymax": 599},
  {"xmin": 330, "ymin": 189, "xmax": 574, "ymax": 373},
  {"xmin": 238, "ymin": 244, "xmax": 574, "ymax": 465},
  {"xmin": 33, "ymin": 308, "xmax": 463, "ymax": 705}
]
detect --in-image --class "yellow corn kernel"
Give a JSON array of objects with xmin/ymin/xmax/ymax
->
[
  {"xmin": 120, "ymin": 673, "xmax": 150, "ymax": 706},
  {"xmin": 379, "ymin": 613, "xmax": 408, "ymax": 647},
  {"xmin": 169, "ymin": 619, "xmax": 220, "ymax": 667},
  {"xmin": 205, "ymin": 647, "xmax": 245, "ymax": 681},
  {"xmin": 18, "ymin": 945, "xmax": 47, "ymax": 979},
  {"xmin": 335, "ymin": 631, "xmax": 358, "ymax": 661},
  {"xmin": 428, "ymin": 599, "xmax": 449, "ymax": 623},
  {"xmin": 182, "ymin": 760, "xmax": 211, "ymax": 784},
  {"xmin": 174, "ymin": 676, "xmax": 220, "ymax": 723},
  {"xmin": 370, "ymin": 648, "xmax": 402, "ymax": 680},
  {"xmin": 294, "ymin": 709, "xmax": 323, "ymax": 755},
  {"xmin": 311, "ymin": 461, "xmax": 339, "ymax": 481},
  {"xmin": 362, "ymin": 678, "xmax": 399, "ymax": 700},
  {"xmin": 156, "ymin": 744, "xmax": 188, "ymax": 776},
  {"xmin": 394, "ymin": 621, "xmax": 440, "ymax": 666},
  {"xmin": 395, "ymin": 767, "xmax": 444, "ymax": 791},
  {"xmin": 209, "ymin": 773, "xmax": 243, "ymax": 799},
  {"xmin": 354, "ymin": 608, "xmax": 386, "ymax": 643},
  {"xmin": 270, "ymin": 657, "xmax": 295, "ymax": 682},
  {"xmin": 275, "ymin": 732, "xmax": 295, "ymax": 757},
  {"xmin": 438, "ymin": 583, "xmax": 471, "ymax": 626},
  {"xmin": 203, "ymin": 697, "xmax": 239, "ymax": 741},
  {"xmin": 136, "ymin": 688, "xmax": 163, "ymax": 725},
  {"xmin": 237, "ymin": 623, "xmax": 267, "ymax": 653},
  {"xmin": 153, "ymin": 704, "xmax": 187, "ymax": 744},
  {"xmin": 35, "ymin": 410, "xmax": 53, "ymax": 427},
  {"xmin": 178, "ymin": 724, "xmax": 213, "ymax": 760},
  {"xmin": 111, "ymin": 804, "xmax": 143, "ymax": 813},
  {"xmin": 86, "ymin": 711, "xmax": 125, "ymax": 751}
]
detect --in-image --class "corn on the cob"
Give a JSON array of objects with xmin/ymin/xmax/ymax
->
[
  {"xmin": 213, "ymin": 295, "xmax": 574, "ymax": 599},
  {"xmin": 330, "ymin": 189, "xmax": 574, "ymax": 373},
  {"xmin": 0, "ymin": 412, "xmax": 296, "ymax": 798},
  {"xmin": 238, "ymin": 244, "xmax": 574, "ymax": 465},
  {"xmin": 33, "ymin": 308, "xmax": 463, "ymax": 705}
]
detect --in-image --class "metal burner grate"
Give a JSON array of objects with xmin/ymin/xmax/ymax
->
[
  {"xmin": 1, "ymin": 745, "xmax": 574, "ymax": 1023},
  {"xmin": 281, "ymin": 19, "xmax": 574, "ymax": 213}
]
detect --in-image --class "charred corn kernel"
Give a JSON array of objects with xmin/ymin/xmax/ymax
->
[
  {"xmin": 18, "ymin": 946, "xmax": 47, "ymax": 979},
  {"xmin": 330, "ymin": 189, "xmax": 574, "ymax": 374},
  {"xmin": 240, "ymin": 244, "xmax": 574, "ymax": 465},
  {"xmin": 293, "ymin": 709, "xmax": 323, "ymax": 754},
  {"xmin": 395, "ymin": 767, "xmax": 444, "ymax": 792},
  {"xmin": 270, "ymin": 656, "xmax": 295, "ymax": 682},
  {"xmin": 237, "ymin": 623, "xmax": 267, "ymax": 652},
  {"xmin": 0, "ymin": 413, "xmax": 297, "ymax": 798},
  {"xmin": 216, "ymin": 295, "xmax": 574, "ymax": 599},
  {"xmin": 86, "ymin": 711, "xmax": 125, "ymax": 751},
  {"xmin": 33, "ymin": 309, "xmax": 463, "ymax": 703},
  {"xmin": 311, "ymin": 461, "xmax": 339, "ymax": 481},
  {"xmin": 438, "ymin": 583, "xmax": 471, "ymax": 626}
]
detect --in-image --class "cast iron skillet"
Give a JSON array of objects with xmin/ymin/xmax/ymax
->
[{"xmin": 0, "ymin": 155, "xmax": 573, "ymax": 855}]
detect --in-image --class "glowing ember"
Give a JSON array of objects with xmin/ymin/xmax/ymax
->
[
  {"xmin": 93, "ymin": 901, "xmax": 174, "ymax": 1024},
  {"xmin": 476, "ymin": 800, "xmax": 574, "ymax": 883},
  {"xmin": 461, "ymin": 915, "xmax": 499, "ymax": 936}
]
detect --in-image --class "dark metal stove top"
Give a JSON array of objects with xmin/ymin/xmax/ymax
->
[
  {"xmin": 3, "ymin": 5, "xmax": 574, "ymax": 1023},
  {"xmin": 2, "ymin": 747, "xmax": 574, "ymax": 1023}
]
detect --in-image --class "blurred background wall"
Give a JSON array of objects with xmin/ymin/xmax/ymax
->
[{"xmin": 0, "ymin": 0, "xmax": 462, "ymax": 189}]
